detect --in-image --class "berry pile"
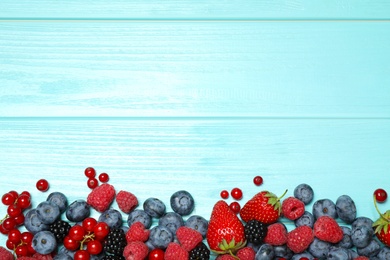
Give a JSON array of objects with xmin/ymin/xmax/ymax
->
[{"xmin": 0, "ymin": 167, "xmax": 389, "ymax": 260}]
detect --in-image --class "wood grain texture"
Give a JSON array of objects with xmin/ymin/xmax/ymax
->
[
  {"xmin": 1, "ymin": 0, "xmax": 390, "ymax": 19},
  {"xmin": 1, "ymin": 22, "xmax": 390, "ymax": 117}
]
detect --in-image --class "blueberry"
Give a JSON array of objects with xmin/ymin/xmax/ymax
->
[
  {"xmin": 36, "ymin": 201, "xmax": 61, "ymax": 225},
  {"xmin": 170, "ymin": 190, "xmax": 195, "ymax": 216},
  {"xmin": 294, "ymin": 183, "xmax": 314, "ymax": 205},
  {"xmin": 352, "ymin": 216, "xmax": 373, "ymax": 230},
  {"xmin": 148, "ymin": 225, "xmax": 174, "ymax": 249},
  {"xmin": 291, "ymin": 252, "xmax": 315, "ymax": 260},
  {"xmin": 53, "ymin": 253, "xmax": 72, "ymax": 260},
  {"xmin": 336, "ymin": 226, "xmax": 353, "ymax": 249},
  {"xmin": 377, "ymin": 246, "xmax": 390, "ymax": 259},
  {"xmin": 66, "ymin": 200, "xmax": 90, "ymax": 222},
  {"xmin": 294, "ymin": 211, "xmax": 315, "ymax": 228},
  {"xmin": 312, "ymin": 199, "xmax": 337, "ymax": 219},
  {"xmin": 327, "ymin": 247, "xmax": 350, "ymax": 259},
  {"xmin": 273, "ymin": 244, "xmax": 293, "ymax": 259},
  {"xmin": 32, "ymin": 230, "xmax": 57, "ymax": 255},
  {"xmin": 351, "ymin": 225, "xmax": 374, "ymax": 248},
  {"xmin": 57, "ymin": 246, "xmax": 75, "ymax": 258},
  {"xmin": 143, "ymin": 198, "xmax": 166, "ymax": 218},
  {"xmin": 47, "ymin": 192, "xmax": 68, "ymax": 213},
  {"xmin": 348, "ymin": 249, "xmax": 359, "ymax": 259},
  {"xmin": 185, "ymin": 215, "xmax": 209, "ymax": 238},
  {"xmin": 24, "ymin": 209, "xmax": 50, "ymax": 234},
  {"xmin": 127, "ymin": 209, "xmax": 152, "ymax": 229},
  {"xmin": 255, "ymin": 243, "xmax": 274, "ymax": 260},
  {"xmin": 158, "ymin": 212, "xmax": 184, "ymax": 235},
  {"xmin": 98, "ymin": 208, "xmax": 122, "ymax": 229},
  {"xmin": 308, "ymin": 237, "xmax": 331, "ymax": 258},
  {"xmin": 357, "ymin": 238, "xmax": 381, "ymax": 257},
  {"xmin": 336, "ymin": 195, "xmax": 357, "ymax": 224},
  {"xmin": 246, "ymin": 242, "xmax": 261, "ymax": 253}
]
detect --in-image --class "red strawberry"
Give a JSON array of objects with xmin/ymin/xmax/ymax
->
[
  {"xmin": 372, "ymin": 196, "xmax": 390, "ymax": 246},
  {"xmin": 240, "ymin": 190, "xmax": 287, "ymax": 224},
  {"xmin": 206, "ymin": 200, "xmax": 246, "ymax": 255},
  {"xmin": 313, "ymin": 216, "xmax": 343, "ymax": 243}
]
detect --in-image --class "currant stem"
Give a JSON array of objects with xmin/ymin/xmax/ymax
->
[
  {"xmin": 373, "ymin": 195, "xmax": 387, "ymax": 220},
  {"xmin": 79, "ymin": 233, "xmax": 95, "ymax": 250},
  {"xmin": 0, "ymin": 214, "xmax": 9, "ymax": 224}
]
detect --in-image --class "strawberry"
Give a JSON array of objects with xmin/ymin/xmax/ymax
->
[
  {"xmin": 240, "ymin": 190, "xmax": 287, "ymax": 224},
  {"xmin": 372, "ymin": 196, "xmax": 390, "ymax": 246},
  {"xmin": 206, "ymin": 200, "xmax": 246, "ymax": 255}
]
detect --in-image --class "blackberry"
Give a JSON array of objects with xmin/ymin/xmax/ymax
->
[
  {"xmin": 49, "ymin": 220, "xmax": 71, "ymax": 243},
  {"xmin": 104, "ymin": 228, "xmax": 127, "ymax": 256},
  {"xmin": 101, "ymin": 255, "xmax": 125, "ymax": 260},
  {"xmin": 189, "ymin": 242, "xmax": 210, "ymax": 260},
  {"xmin": 244, "ymin": 219, "xmax": 268, "ymax": 245}
]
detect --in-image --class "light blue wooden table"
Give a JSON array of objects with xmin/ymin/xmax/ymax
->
[{"xmin": 1, "ymin": 1, "xmax": 390, "ymax": 259}]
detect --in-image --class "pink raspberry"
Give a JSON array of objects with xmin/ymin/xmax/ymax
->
[
  {"xmin": 164, "ymin": 242, "xmax": 189, "ymax": 260},
  {"xmin": 32, "ymin": 253, "xmax": 53, "ymax": 259},
  {"xmin": 314, "ymin": 216, "xmax": 344, "ymax": 243},
  {"xmin": 0, "ymin": 246, "xmax": 14, "ymax": 260},
  {"xmin": 287, "ymin": 225, "xmax": 314, "ymax": 253},
  {"xmin": 176, "ymin": 226, "xmax": 203, "ymax": 251},
  {"xmin": 116, "ymin": 190, "xmax": 138, "ymax": 213},
  {"xmin": 123, "ymin": 241, "xmax": 149, "ymax": 260},
  {"xmin": 236, "ymin": 246, "xmax": 256, "ymax": 260},
  {"xmin": 282, "ymin": 196, "xmax": 305, "ymax": 220},
  {"xmin": 216, "ymin": 254, "xmax": 237, "ymax": 260},
  {"xmin": 87, "ymin": 183, "xmax": 116, "ymax": 212},
  {"xmin": 354, "ymin": 257, "xmax": 370, "ymax": 260},
  {"xmin": 126, "ymin": 221, "xmax": 150, "ymax": 243},
  {"xmin": 264, "ymin": 222, "xmax": 288, "ymax": 246}
]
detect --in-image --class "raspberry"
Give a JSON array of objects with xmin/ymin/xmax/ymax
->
[
  {"xmin": 282, "ymin": 196, "xmax": 305, "ymax": 220},
  {"xmin": 126, "ymin": 221, "xmax": 150, "ymax": 243},
  {"xmin": 116, "ymin": 190, "xmax": 138, "ymax": 214},
  {"xmin": 164, "ymin": 242, "xmax": 189, "ymax": 260},
  {"xmin": 16, "ymin": 258, "xmax": 35, "ymax": 260},
  {"xmin": 216, "ymin": 254, "xmax": 237, "ymax": 260},
  {"xmin": 87, "ymin": 183, "xmax": 116, "ymax": 212},
  {"xmin": 32, "ymin": 253, "xmax": 54, "ymax": 260},
  {"xmin": 123, "ymin": 241, "xmax": 149, "ymax": 260},
  {"xmin": 286, "ymin": 225, "xmax": 314, "ymax": 253},
  {"xmin": 314, "ymin": 216, "xmax": 344, "ymax": 243},
  {"xmin": 236, "ymin": 246, "xmax": 256, "ymax": 260},
  {"xmin": 264, "ymin": 222, "xmax": 288, "ymax": 246},
  {"xmin": 353, "ymin": 257, "xmax": 370, "ymax": 260},
  {"xmin": 0, "ymin": 246, "xmax": 14, "ymax": 260},
  {"xmin": 176, "ymin": 226, "xmax": 203, "ymax": 251}
]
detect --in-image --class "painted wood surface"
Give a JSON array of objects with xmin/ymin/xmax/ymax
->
[{"xmin": 1, "ymin": 2, "xmax": 390, "ymax": 259}]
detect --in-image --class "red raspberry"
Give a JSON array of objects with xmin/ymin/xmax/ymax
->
[
  {"xmin": 32, "ymin": 253, "xmax": 53, "ymax": 260},
  {"xmin": 286, "ymin": 225, "xmax": 314, "ymax": 253},
  {"xmin": 176, "ymin": 226, "xmax": 203, "ymax": 251},
  {"xmin": 236, "ymin": 246, "xmax": 256, "ymax": 260},
  {"xmin": 87, "ymin": 183, "xmax": 116, "ymax": 212},
  {"xmin": 313, "ymin": 216, "xmax": 343, "ymax": 243},
  {"xmin": 164, "ymin": 242, "xmax": 189, "ymax": 260},
  {"xmin": 282, "ymin": 197, "xmax": 305, "ymax": 220},
  {"xmin": 16, "ymin": 258, "xmax": 35, "ymax": 260},
  {"xmin": 116, "ymin": 190, "xmax": 138, "ymax": 213},
  {"xmin": 216, "ymin": 254, "xmax": 237, "ymax": 260},
  {"xmin": 353, "ymin": 257, "xmax": 370, "ymax": 260},
  {"xmin": 264, "ymin": 222, "xmax": 288, "ymax": 246},
  {"xmin": 123, "ymin": 241, "xmax": 149, "ymax": 260},
  {"xmin": 0, "ymin": 246, "xmax": 14, "ymax": 260},
  {"xmin": 126, "ymin": 221, "xmax": 150, "ymax": 243}
]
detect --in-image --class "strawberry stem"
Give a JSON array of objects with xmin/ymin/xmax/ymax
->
[
  {"xmin": 278, "ymin": 189, "xmax": 288, "ymax": 200},
  {"xmin": 228, "ymin": 250, "xmax": 240, "ymax": 260}
]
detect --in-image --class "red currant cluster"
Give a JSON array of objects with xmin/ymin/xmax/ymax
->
[
  {"xmin": 0, "ymin": 191, "xmax": 31, "ymax": 235},
  {"xmin": 5, "ymin": 229, "xmax": 35, "ymax": 257},
  {"xmin": 63, "ymin": 217, "xmax": 109, "ymax": 259},
  {"xmin": 219, "ymin": 175, "xmax": 264, "ymax": 215},
  {"xmin": 84, "ymin": 167, "xmax": 110, "ymax": 189}
]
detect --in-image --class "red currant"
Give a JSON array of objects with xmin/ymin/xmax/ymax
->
[
  {"xmin": 14, "ymin": 214, "xmax": 25, "ymax": 226},
  {"xmin": 220, "ymin": 190, "xmax": 229, "ymax": 199},
  {"xmin": 87, "ymin": 240, "xmax": 103, "ymax": 255},
  {"xmin": 74, "ymin": 249, "xmax": 91, "ymax": 260},
  {"xmin": 2, "ymin": 193, "xmax": 16, "ymax": 205},
  {"xmin": 148, "ymin": 248, "xmax": 165, "ymax": 260},
  {"xmin": 20, "ymin": 191, "xmax": 31, "ymax": 198},
  {"xmin": 69, "ymin": 224, "xmax": 86, "ymax": 241},
  {"xmin": 17, "ymin": 194, "xmax": 31, "ymax": 209},
  {"xmin": 82, "ymin": 217, "xmax": 97, "ymax": 232},
  {"xmin": 2, "ymin": 217, "xmax": 16, "ymax": 231},
  {"xmin": 6, "ymin": 239, "xmax": 16, "ymax": 250},
  {"xmin": 229, "ymin": 201, "xmax": 241, "ymax": 214},
  {"xmin": 98, "ymin": 173, "xmax": 109, "ymax": 183},
  {"xmin": 63, "ymin": 235, "xmax": 80, "ymax": 251},
  {"xmin": 15, "ymin": 244, "xmax": 29, "ymax": 257},
  {"xmin": 7, "ymin": 204, "xmax": 22, "ymax": 218},
  {"xmin": 85, "ymin": 167, "xmax": 96, "ymax": 178},
  {"xmin": 21, "ymin": 231, "xmax": 34, "ymax": 244},
  {"xmin": 0, "ymin": 224, "xmax": 9, "ymax": 234},
  {"xmin": 36, "ymin": 179, "xmax": 49, "ymax": 192},
  {"xmin": 253, "ymin": 175, "xmax": 263, "ymax": 186},
  {"xmin": 8, "ymin": 191, "xmax": 19, "ymax": 199},
  {"xmin": 7, "ymin": 228, "xmax": 22, "ymax": 243},
  {"xmin": 231, "ymin": 187, "xmax": 243, "ymax": 200},
  {"xmin": 374, "ymin": 188, "xmax": 388, "ymax": 203},
  {"xmin": 93, "ymin": 222, "xmax": 109, "ymax": 240},
  {"xmin": 87, "ymin": 178, "xmax": 99, "ymax": 189}
]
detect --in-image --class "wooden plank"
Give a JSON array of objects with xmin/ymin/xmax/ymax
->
[
  {"xmin": 1, "ymin": 22, "xmax": 389, "ymax": 117},
  {"xmin": 0, "ymin": 118, "xmax": 389, "ymax": 257},
  {"xmin": 1, "ymin": 0, "xmax": 390, "ymax": 20}
]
